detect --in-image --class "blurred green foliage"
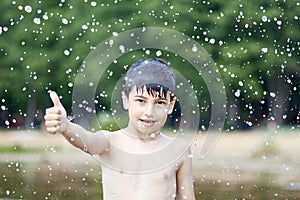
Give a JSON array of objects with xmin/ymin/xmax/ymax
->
[
  {"xmin": 0, "ymin": 0, "xmax": 299, "ymax": 130},
  {"xmin": 0, "ymin": 144, "xmax": 42, "ymax": 153}
]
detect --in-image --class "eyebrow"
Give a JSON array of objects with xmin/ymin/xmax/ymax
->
[
  {"xmin": 133, "ymin": 95, "xmax": 168, "ymax": 101},
  {"xmin": 134, "ymin": 95, "xmax": 146, "ymax": 99}
]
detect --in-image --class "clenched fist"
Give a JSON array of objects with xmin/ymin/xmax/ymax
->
[{"xmin": 44, "ymin": 91, "xmax": 68, "ymax": 134}]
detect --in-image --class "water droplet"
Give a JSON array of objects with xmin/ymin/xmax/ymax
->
[
  {"xmin": 109, "ymin": 39, "xmax": 114, "ymax": 47},
  {"xmin": 82, "ymin": 24, "xmax": 88, "ymax": 30},
  {"xmin": 261, "ymin": 47, "xmax": 268, "ymax": 53},
  {"xmin": 43, "ymin": 14, "xmax": 49, "ymax": 20},
  {"xmin": 119, "ymin": 45, "xmax": 125, "ymax": 53},
  {"xmin": 1, "ymin": 105, "xmax": 6, "ymax": 110},
  {"xmin": 276, "ymin": 20, "xmax": 282, "ymax": 26},
  {"xmin": 262, "ymin": 16, "xmax": 268, "ymax": 22},
  {"xmin": 85, "ymin": 107, "xmax": 93, "ymax": 113},
  {"xmin": 150, "ymin": 133, "xmax": 156, "ymax": 138},
  {"xmin": 282, "ymin": 163, "xmax": 290, "ymax": 171},
  {"xmin": 24, "ymin": 5, "xmax": 32, "ymax": 13},
  {"xmin": 64, "ymin": 49, "xmax": 70, "ymax": 56},
  {"xmin": 62, "ymin": 18, "xmax": 69, "ymax": 25},
  {"xmin": 264, "ymin": 140, "xmax": 270, "ymax": 146},
  {"xmin": 33, "ymin": 18, "xmax": 41, "ymax": 25},
  {"xmin": 245, "ymin": 121, "xmax": 253, "ymax": 126},
  {"xmin": 5, "ymin": 120, "xmax": 10, "ymax": 126},
  {"xmin": 282, "ymin": 114, "xmax": 287, "ymax": 119},
  {"xmin": 90, "ymin": 1, "xmax": 97, "ymax": 7},
  {"xmin": 192, "ymin": 45, "xmax": 198, "ymax": 52},
  {"xmin": 187, "ymin": 153, "xmax": 193, "ymax": 158},
  {"xmin": 234, "ymin": 89, "xmax": 241, "ymax": 97},
  {"xmin": 156, "ymin": 50, "xmax": 162, "ymax": 57},
  {"xmin": 270, "ymin": 92, "xmax": 276, "ymax": 97}
]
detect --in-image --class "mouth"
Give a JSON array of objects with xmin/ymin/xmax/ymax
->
[{"xmin": 140, "ymin": 119, "xmax": 155, "ymax": 127}]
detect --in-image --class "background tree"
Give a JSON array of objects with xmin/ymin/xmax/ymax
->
[{"xmin": 0, "ymin": 0, "xmax": 299, "ymax": 130}]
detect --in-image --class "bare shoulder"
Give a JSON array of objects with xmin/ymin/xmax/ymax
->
[
  {"xmin": 97, "ymin": 129, "xmax": 127, "ymax": 146},
  {"xmin": 94, "ymin": 129, "xmax": 121, "ymax": 138},
  {"xmin": 161, "ymin": 134, "xmax": 190, "ymax": 150},
  {"xmin": 160, "ymin": 133, "xmax": 192, "ymax": 164}
]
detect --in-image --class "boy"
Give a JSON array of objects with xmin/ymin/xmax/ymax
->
[{"xmin": 44, "ymin": 58, "xmax": 195, "ymax": 200}]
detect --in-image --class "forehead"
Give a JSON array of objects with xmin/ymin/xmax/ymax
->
[{"xmin": 129, "ymin": 86, "xmax": 170, "ymax": 99}]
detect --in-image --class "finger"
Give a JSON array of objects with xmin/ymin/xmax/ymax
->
[
  {"xmin": 44, "ymin": 113, "xmax": 61, "ymax": 121},
  {"xmin": 46, "ymin": 126, "xmax": 59, "ymax": 134},
  {"xmin": 45, "ymin": 120, "xmax": 60, "ymax": 128},
  {"xmin": 46, "ymin": 107, "xmax": 61, "ymax": 115},
  {"xmin": 49, "ymin": 91, "xmax": 62, "ymax": 108}
]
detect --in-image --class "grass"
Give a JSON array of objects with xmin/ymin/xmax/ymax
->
[{"xmin": 0, "ymin": 144, "xmax": 43, "ymax": 154}]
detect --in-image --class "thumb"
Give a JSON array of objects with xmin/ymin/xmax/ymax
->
[{"xmin": 49, "ymin": 91, "xmax": 63, "ymax": 108}]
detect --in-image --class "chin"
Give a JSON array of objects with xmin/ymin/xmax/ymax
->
[{"xmin": 138, "ymin": 127, "xmax": 161, "ymax": 135}]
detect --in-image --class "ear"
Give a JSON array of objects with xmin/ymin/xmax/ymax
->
[
  {"xmin": 167, "ymin": 97, "xmax": 177, "ymax": 114},
  {"xmin": 121, "ymin": 91, "xmax": 129, "ymax": 110}
]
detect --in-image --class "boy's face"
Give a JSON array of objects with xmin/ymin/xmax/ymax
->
[{"xmin": 122, "ymin": 86, "xmax": 176, "ymax": 138}]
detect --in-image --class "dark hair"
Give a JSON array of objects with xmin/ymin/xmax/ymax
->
[{"xmin": 123, "ymin": 58, "xmax": 176, "ymax": 99}]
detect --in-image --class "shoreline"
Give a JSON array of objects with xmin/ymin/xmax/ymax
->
[{"xmin": 1, "ymin": 129, "xmax": 300, "ymax": 188}]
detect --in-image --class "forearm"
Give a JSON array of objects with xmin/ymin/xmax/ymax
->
[
  {"xmin": 61, "ymin": 121, "xmax": 110, "ymax": 155},
  {"xmin": 60, "ymin": 121, "xmax": 96, "ymax": 154},
  {"xmin": 61, "ymin": 121, "xmax": 87, "ymax": 151}
]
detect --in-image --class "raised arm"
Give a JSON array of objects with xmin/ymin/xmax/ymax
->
[
  {"xmin": 176, "ymin": 147, "xmax": 196, "ymax": 200},
  {"xmin": 44, "ymin": 91, "xmax": 110, "ymax": 155}
]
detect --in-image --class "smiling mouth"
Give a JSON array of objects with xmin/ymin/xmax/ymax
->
[{"xmin": 140, "ymin": 119, "xmax": 155, "ymax": 127}]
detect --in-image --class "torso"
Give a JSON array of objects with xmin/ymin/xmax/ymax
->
[
  {"xmin": 101, "ymin": 164, "xmax": 178, "ymax": 200},
  {"xmin": 94, "ymin": 130, "xmax": 186, "ymax": 200}
]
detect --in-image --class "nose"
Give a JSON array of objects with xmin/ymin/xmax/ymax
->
[{"xmin": 144, "ymin": 103, "xmax": 154, "ymax": 117}]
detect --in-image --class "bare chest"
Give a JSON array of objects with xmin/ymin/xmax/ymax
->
[{"xmin": 101, "ymin": 165, "xmax": 178, "ymax": 200}]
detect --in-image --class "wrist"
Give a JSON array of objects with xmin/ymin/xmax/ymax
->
[{"xmin": 61, "ymin": 119, "xmax": 72, "ymax": 135}]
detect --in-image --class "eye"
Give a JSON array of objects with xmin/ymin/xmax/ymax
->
[
  {"xmin": 135, "ymin": 98, "xmax": 145, "ymax": 103},
  {"xmin": 157, "ymin": 100, "xmax": 168, "ymax": 105}
]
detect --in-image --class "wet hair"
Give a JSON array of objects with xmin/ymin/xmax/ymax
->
[{"xmin": 123, "ymin": 58, "xmax": 176, "ymax": 99}]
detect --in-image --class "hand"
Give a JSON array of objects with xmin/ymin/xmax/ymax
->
[{"xmin": 44, "ymin": 91, "xmax": 68, "ymax": 134}]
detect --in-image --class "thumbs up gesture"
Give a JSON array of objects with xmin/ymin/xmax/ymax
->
[{"xmin": 44, "ymin": 91, "xmax": 68, "ymax": 134}]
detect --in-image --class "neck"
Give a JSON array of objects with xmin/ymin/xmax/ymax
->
[{"xmin": 122, "ymin": 127, "xmax": 161, "ymax": 141}]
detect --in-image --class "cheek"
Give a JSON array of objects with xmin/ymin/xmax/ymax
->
[
  {"xmin": 128, "ymin": 108, "xmax": 137, "ymax": 116},
  {"xmin": 128, "ymin": 105, "xmax": 142, "ymax": 117},
  {"xmin": 154, "ymin": 105, "xmax": 169, "ymax": 114},
  {"xmin": 155, "ymin": 108, "xmax": 169, "ymax": 120}
]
